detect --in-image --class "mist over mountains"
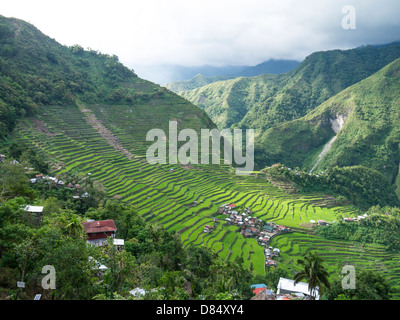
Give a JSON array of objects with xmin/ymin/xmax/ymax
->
[{"xmin": 134, "ymin": 59, "xmax": 301, "ymax": 85}]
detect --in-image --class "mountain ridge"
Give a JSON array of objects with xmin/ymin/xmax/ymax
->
[
  {"xmin": 164, "ymin": 59, "xmax": 301, "ymax": 92},
  {"xmin": 258, "ymin": 57, "xmax": 400, "ymax": 195},
  {"xmin": 0, "ymin": 14, "xmax": 215, "ymax": 143}
]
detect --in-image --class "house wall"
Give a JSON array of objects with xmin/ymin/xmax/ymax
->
[{"xmin": 87, "ymin": 231, "xmax": 115, "ymax": 241}]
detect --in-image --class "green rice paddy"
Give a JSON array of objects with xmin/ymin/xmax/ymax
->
[{"xmin": 13, "ymin": 104, "xmax": 400, "ymax": 299}]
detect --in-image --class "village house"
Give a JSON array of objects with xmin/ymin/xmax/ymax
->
[
  {"xmin": 250, "ymin": 284, "xmax": 273, "ymax": 296},
  {"xmin": 276, "ymin": 277, "xmax": 319, "ymax": 300},
  {"xmin": 263, "ymin": 224, "xmax": 274, "ymax": 233},
  {"xmin": 113, "ymin": 238, "xmax": 125, "ymax": 252},
  {"xmin": 265, "ymin": 259, "xmax": 277, "ymax": 267},
  {"xmin": 203, "ymin": 224, "xmax": 215, "ymax": 233},
  {"xmin": 218, "ymin": 204, "xmax": 290, "ymax": 267},
  {"xmin": 251, "ymin": 286, "xmax": 275, "ymax": 300},
  {"xmin": 24, "ymin": 205, "xmax": 44, "ymax": 224},
  {"xmin": 82, "ymin": 219, "xmax": 117, "ymax": 246}
]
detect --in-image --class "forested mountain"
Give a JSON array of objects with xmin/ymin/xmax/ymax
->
[
  {"xmin": 234, "ymin": 59, "xmax": 301, "ymax": 78},
  {"xmin": 1, "ymin": 14, "xmax": 400, "ymax": 302},
  {"xmin": 0, "ymin": 15, "xmax": 214, "ymax": 141},
  {"xmin": 258, "ymin": 58, "xmax": 400, "ymax": 196},
  {"xmin": 180, "ymin": 42, "xmax": 400, "ymax": 134}
]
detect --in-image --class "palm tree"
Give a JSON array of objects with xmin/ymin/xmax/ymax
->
[{"xmin": 294, "ymin": 251, "xmax": 330, "ymax": 299}]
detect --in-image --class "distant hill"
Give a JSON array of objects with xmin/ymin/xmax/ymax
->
[
  {"xmin": 234, "ymin": 59, "xmax": 301, "ymax": 77},
  {"xmin": 165, "ymin": 59, "xmax": 301, "ymax": 92},
  {"xmin": 134, "ymin": 64, "xmax": 248, "ymax": 85},
  {"xmin": 165, "ymin": 73, "xmax": 234, "ymax": 93}
]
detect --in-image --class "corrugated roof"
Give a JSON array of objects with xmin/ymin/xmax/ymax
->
[
  {"xmin": 253, "ymin": 287, "xmax": 266, "ymax": 295},
  {"xmin": 250, "ymin": 284, "xmax": 267, "ymax": 288},
  {"xmin": 82, "ymin": 219, "xmax": 116, "ymax": 234},
  {"xmin": 24, "ymin": 205, "xmax": 44, "ymax": 213},
  {"xmin": 277, "ymin": 277, "xmax": 319, "ymax": 299}
]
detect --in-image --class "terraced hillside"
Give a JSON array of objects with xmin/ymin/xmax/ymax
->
[
  {"xmin": 270, "ymin": 232, "xmax": 400, "ymax": 299},
  {"xmin": 3, "ymin": 14, "xmax": 400, "ymax": 300},
  {"xmin": 10, "ymin": 103, "xmax": 378, "ymax": 281}
]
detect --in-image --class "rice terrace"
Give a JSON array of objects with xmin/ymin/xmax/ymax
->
[
  {"xmin": 2, "ymin": 9, "xmax": 400, "ymax": 302},
  {"xmin": 13, "ymin": 103, "xmax": 400, "ymax": 299}
]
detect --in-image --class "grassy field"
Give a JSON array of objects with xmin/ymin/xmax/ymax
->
[{"xmin": 10, "ymin": 103, "xmax": 400, "ymax": 299}]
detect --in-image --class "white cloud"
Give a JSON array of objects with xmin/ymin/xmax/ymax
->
[{"xmin": 1, "ymin": 0, "xmax": 400, "ymax": 69}]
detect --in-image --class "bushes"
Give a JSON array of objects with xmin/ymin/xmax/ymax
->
[
  {"xmin": 263, "ymin": 164, "xmax": 400, "ymax": 209},
  {"xmin": 317, "ymin": 207, "xmax": 400, "ymax": 251}
]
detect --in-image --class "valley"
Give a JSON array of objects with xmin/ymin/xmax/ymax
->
[
  {"xmin": 9, "ymin": 102, "xmax": 400, "ymax": 298},
  {"xmin": 1, "ymin": 14, "xmax": 400, "ymax": 301}
]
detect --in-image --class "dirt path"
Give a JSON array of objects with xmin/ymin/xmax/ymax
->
[{"xmin": 77, "ymin": 102, "xmax": 134, "ymax": 160}]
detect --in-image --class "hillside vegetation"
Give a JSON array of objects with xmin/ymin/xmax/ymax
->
[
  {"xmin": 179, "ymin": 43, "xmax": 400, "ymax": 165},
  {"xmin": 2, "ymin": 15, "xmax": 400, "ymax": 300},
  {"xmin": 0, "ymin": 15, "xmax": 214, "ymax": 142},
  {"xmin": 259, "ymin": 58, "xmax": 400, "ymax": 196},
  {"xmin": 181, "ymin": 43, "xmax": 400, "ymax": 131}
]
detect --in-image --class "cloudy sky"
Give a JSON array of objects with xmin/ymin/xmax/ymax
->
[{"xmin": 2, "ymin": 0, "xmax": 400, "ymax": 78}]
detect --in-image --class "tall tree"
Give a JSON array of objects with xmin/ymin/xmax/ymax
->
[{"xmin": 294, "ymin": 251, "xmax": 330, "ymax": 299}]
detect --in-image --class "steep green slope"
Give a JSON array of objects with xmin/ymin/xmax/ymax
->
[
  {"xmin": 181, "ymin": 73, "xmax": 287, "ymax": 129},
  {"xmin": 10, "ymin": 102, "xmax": 359, "ymax": 277},
  {"xmin": 3, "ymin": 17, "xmax": 400, "ymax": 299},
  {"xmin": 0, "ymin": 15, "xmax": 214, "ymax": 141},
  {"xmin": 259, "ymin": 58, "xmax": 400, "ymax": 196},
  {"xmin": 180, "ymin": 43, "xmax": 400, "ymax": 148}
]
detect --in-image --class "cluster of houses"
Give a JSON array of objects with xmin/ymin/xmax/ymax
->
[
  {"xmin": 30, "ymin": 174, "xmax": 65, "ymax": 185},
  {"xmin": 220, "ymin": 203, "xmax": 263, "ymax": 231},
  {"xmin": 264, "ymin": 246, "xmax": 280, "ymax": 267},
  {"xmin": 219, "ymin": 204, "xmax": 290, "ymax": 245},
  {"xmin": 0, "ymin": 154, "xmax": 19, "ymax": 166},
  {"xmin": 344, "ymin": 214, "xmax": 368, "ymax": 222},
  {"xmin": 29, "ymin": 171, "xmax": 94, "ymax": 200},
  {"xmin": 218, "ymin": 203, "xmax": 291, "ymax": 268}
]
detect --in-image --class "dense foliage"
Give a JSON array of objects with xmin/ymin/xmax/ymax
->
[
  {"xmin": 258, "ymin": 57, "xmax": 400, "ymax": 197},
  {"xmin": 180, "ymin": 42, "xmax": 400, "ymax": 137},
  {"xmin": 317, "ymin": 205, "xmax": 400, "ymax": 251},
  {"xmin": 263, "ymin": 165, "xmax": 400, "ymax": 209},
  {"xmin": 0, "ymin": 161, "xmax": 257, "ymax": 300},
  {"xmin": 0, "ymin": 15, "xmax": 170, "ymax": 140},
  {"xmin": 326, "ymin": 270, "xmax": 393, "ymax": 300}
]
